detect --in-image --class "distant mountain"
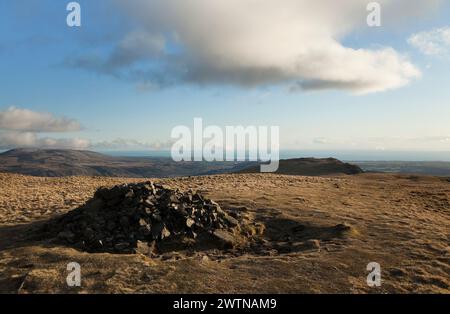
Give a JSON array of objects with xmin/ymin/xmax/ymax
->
[
  {"xmin": 0, "ymin": 149, "xmax": 253, "ymax": 178},
  {"xmin": 0, "ymin": 149, "xmax": 363, "ymax": 178},
  {"xmin": 239, "ymin": 157, "xmax": 363, "ymax": 176}
]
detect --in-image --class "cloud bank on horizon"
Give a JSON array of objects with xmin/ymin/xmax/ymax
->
[
  {"xmin": 0, "ymin": 107, "xmax": 88, "ymax": 150},
  {"xmin": 0, "ymin": 107, "xmax": 81, "ymax": 133},
  {"xmin": 0, "ymin": 107, "xmax": 171, "ymax": 151},
  {"xmin": 67, "ymin": 0, "xmax": 444, "ymax": 94}
]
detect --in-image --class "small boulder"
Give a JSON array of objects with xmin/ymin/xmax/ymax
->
[{"xmin": 212, "ymin": 230, "xmax": 235, "ymax": 249}]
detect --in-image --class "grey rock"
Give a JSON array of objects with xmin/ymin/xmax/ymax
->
[
  {"xmin": 51, "ymin": 181, "xmax": 241, "ymax": 254},
  {"xmin": 125, "ymin": 190, "xmax": 134, "ymax": 198},
  {"xmin": 144, "ymin": 199, "xmax": 155, "ymax": 207},
  {"xmin": 138, "ymin": 218, "xmax": 148, "ymax": 227},
  {"xmin": 135, "ymin": 240, "xmax": 150, "ymax": 255},
  {"xmin": 223, "ymin": 214, "xmax": 239, "ymax": 227},
  {"xmin": 161, "ymin": 226, "xmax": 171, "ymax": 239},
  {"xmin": 114, "ymin": 242, "xmax": 130, "ymax": 251},
  {"xmin": 186, "ymin": 218, "xmax": 195, "ymax": 228},
  {"xmin": 212, "ymin": 230, "xmax": 235, "ymax": 249}
]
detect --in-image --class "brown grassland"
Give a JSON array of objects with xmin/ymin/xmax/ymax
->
[{"xmin": 0, "ymin": 172, "xmax": 449, "ymax": 293}]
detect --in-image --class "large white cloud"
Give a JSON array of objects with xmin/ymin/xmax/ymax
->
[{"xmin": 69, "ymin": 0, "xmax": 444, "ymax": 94}]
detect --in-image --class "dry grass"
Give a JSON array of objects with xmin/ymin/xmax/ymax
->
[{"xmin": 0, "ymin": 172, "xmax": 449, "ymax": 293}]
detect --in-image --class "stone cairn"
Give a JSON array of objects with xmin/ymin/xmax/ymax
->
[{"xmin": 49, "ymin": 182, "xmax": 240, "ymax": 254}]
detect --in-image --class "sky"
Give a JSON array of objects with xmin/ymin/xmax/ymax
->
[{"xmin": 1, "ymin": 0, "xmax": 450, "ymax": 157}]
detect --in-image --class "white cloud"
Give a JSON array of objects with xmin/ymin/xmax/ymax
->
[
  {"xmin": 67, "ymin": 0, "xmax": 445, "ymax": 94},
  {"xmin": 0, "ymin": 106, "xmax": 81, "ymax": 132},
  {"xmin": 0, "ymin": 131, "xmax": 90, "ymax": 150},
  {"xmin": 0, "ymin": 107, "xmax": 87, "ymax": 150},
  {"xmin": 408, "ymin": 27, "xmax": 450, "ymax": 56},
  {"xmin": 0, "ymin": 131, "xmax": 37, "ymax": 148},
  {"xmin": 0, "ymin": 107, "xmax": 175, "ymax": 151}
]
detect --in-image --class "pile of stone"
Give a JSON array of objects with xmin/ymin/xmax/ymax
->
[{"xmin": 48, "ymin": 182, "xmax": 240, "ymax": 254}]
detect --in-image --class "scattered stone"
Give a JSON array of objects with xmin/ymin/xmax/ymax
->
[
  {"xmin": 223, "ymin": 215, "xmax": 239, "ymax": 227},
  {"xmin": 135, "ymin": 240, "xmax": 151, "ymax": 255},
  {"xmin": 186, "ymin": 218, "xmax": 195, "ymax": 228},
  {"xmin": 212, "ymin": 230, "xmax": 235, "ymax": 249},
  {"xmin": 45, "ymin": 181, "xmax": 241, "ymax": 254},
  {"xmin": 201, "ymin": 255, "xmax": 210, "ymax": 263},
  {"xmin": 243, "ymin": 223, "xmax": 266, "ymax": 236}
]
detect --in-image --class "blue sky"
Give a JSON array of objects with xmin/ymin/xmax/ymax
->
[{"xmin": 1, "ymin": 0, "xmax": 450, "ymax": 155}]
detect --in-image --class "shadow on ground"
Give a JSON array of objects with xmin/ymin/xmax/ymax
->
[{"xmin": 0, "ymin": 205, "xmax": 356, "ymax": 259}]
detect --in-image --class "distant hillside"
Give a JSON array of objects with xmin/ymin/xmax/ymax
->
[
  {"xmin": 0, "ymin": 149, "xmax": 363, "ymax": 178},
  {"xmin": 239, "ymin": 158, "xmax": 363, "ymax": 176},
  {"xmin": 0, "ymin": 149, "xmax": 252, "ymax": 178}
]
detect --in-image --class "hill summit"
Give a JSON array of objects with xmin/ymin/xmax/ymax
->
[{"xmin": 240, "ymin": 157, "xmax": 363, "ymax": 176}]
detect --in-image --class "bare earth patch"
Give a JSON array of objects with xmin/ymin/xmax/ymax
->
[{"xmin": 0, "ymin": 172, "xmax": 449, "ymax": 293}]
